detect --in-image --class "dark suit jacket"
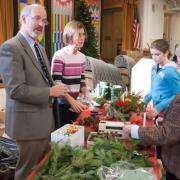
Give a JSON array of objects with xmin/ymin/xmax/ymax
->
[
  {"xmin": 139, "ymin": 93, "xmax": 180, "ymax": 178},
  {"xmin": 0, "ymin": 32, "xmax": 54, "ymax": 140}
]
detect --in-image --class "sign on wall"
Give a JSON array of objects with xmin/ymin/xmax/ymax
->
[{"xmin": 52, "ymin": 0, "xmax": 73, "ymax": 55}]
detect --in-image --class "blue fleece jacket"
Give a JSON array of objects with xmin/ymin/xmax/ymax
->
[{"xmin": 144, "ymin": 62, "xmax": 180, "ymax": 112}]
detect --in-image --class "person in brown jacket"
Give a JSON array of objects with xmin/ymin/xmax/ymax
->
[{"xmin": 124, "ymin": 93, "xmax": 180, "ymax": 180}]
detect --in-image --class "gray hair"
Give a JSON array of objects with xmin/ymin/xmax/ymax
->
[{"xmin": 19, "ymin": 4, "xmax": 45, "ymax": 25}]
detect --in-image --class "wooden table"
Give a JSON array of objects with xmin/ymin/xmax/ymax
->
[{"xmin": 28, "ymin": 106, "xmax": 161, "ymax": 180}]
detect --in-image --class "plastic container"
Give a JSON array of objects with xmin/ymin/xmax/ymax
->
[{"xmin": 51, "ymin": 124, "xmax": 84, "ymax": 147}]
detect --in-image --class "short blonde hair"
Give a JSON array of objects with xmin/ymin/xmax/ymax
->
[
  {"xmin": 63, "ymin": 20, "xmax": 87, "ymax": 44},
  {"xmin": 175, "ymin": 44, "xmax": 180, "ymax": 57}
]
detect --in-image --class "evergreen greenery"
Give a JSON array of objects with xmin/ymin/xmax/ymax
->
[
  {"xmin": 75, "ymin": 0, "xmax": 99, "ymax": 58},
  {"xmin": 35, "ymin": 138, "xmax": 150, "ymax": 179}
]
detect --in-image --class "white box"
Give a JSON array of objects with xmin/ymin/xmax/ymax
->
[
  {"xmin": 98, "ymin": 120, "xmax": 130, "ymax": 139},
  {"xmin": 51, "ymin": 124, "xmax": 84, "ymax": 147}
]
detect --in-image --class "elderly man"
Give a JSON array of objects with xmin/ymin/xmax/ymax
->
[{"xmin": 0, "ymin": 4, "xmax": 68, "ymax": 180}]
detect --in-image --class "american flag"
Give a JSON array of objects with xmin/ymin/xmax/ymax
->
[{"xmin": 133, "ymin": 14, "xmax": 141, "ymax": 49}]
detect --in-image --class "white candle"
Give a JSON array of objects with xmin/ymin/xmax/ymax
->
[
  {"xmin": 125, "ymin": 87, "xmax": 128, "ymax": 96},
  {"xmin": 122, "ymin": 93, "xmax": 125, "ymax": 102},
  {"xmin": 143, "ymin": 112, "xmax": 146, "ymax": 127}
]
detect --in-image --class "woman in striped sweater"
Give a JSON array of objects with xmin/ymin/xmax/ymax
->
[{"xmin": 51, "ymin": 20, "xmax": 88, "ymax": 128}]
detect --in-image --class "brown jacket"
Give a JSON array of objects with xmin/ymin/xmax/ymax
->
[{"xmin": 139, "ymin": 93, "xmax": 180, "ymax": 178}]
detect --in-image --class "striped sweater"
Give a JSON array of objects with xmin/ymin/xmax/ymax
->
[{"xmin": 51, "ymin": 45, "xmax": 86, "ymax": 101}]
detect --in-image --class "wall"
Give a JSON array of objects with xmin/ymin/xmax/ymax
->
[
  {"xmin": 170, "ymin": 12, "xmax": 180, "ymax": 50},
  {"xmin": 139, "ymin": 0, "xmax": 180, "ymax": 52},
  {"xmin": 139, "ymin": 0, "xmax": 164, "ymax": 49}
]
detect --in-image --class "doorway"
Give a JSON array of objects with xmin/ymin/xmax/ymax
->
[
  {"xmin": 101, "ymin": 8, "xmax": 123, "ymax": 63},
  {"xmin": 163, "ymin": 13, "xmax": 171, "ymax": 42}
]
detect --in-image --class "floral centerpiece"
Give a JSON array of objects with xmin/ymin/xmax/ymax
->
[{"xmin": 111, "ymin": 92, "xmax": 145, "ymax": 121}]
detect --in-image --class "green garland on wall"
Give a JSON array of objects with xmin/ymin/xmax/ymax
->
[{"xmin": 75, "ymin": 0, "xmax": 99, "ymax": 58}]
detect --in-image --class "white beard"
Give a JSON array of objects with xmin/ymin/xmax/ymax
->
[{"xmin": 31, "ymin": 31, "xmax": 41, "ymax": 40}]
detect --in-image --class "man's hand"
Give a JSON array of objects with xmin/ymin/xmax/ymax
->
[
  {"xmin": 155, "ymin": 117, "xmax": 164, "ymax": 126},
  {"xmin": 49, "ymin": 84, "xmax": 68, "ymax": 97}
]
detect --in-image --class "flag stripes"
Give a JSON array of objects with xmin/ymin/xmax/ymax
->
[{"xmin": 133, "ymin": 14, "xmax": 141, "ymax": 49}]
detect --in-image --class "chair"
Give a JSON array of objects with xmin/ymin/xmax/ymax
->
[
  {"xmin": 85, "ymin": 56, "xmax": 126, "ymax": 91},
  {"xmin": 114, "ymin": 55, "xmax": 136, "ymax": 89}
]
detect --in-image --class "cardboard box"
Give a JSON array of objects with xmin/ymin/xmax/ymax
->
[
  {"xmin": 0, "ymin": 110, "xmax": 5, "ymax": 123},
  {"xmin": 51, "ymin": 124, "xmax": 84, "ymax": 147},
  {"xmin": 0, "ymin": 88, "xmax": 6, "ymax": 110},
  {"xmin": 0, "ymin": 123, "xmax": 5, "ymax": 136}
]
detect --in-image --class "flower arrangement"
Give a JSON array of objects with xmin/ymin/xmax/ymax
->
[
  {"xmin": 111, "ymin": 92, "xmax": 145, "ymax": 121},
  {"xmin": 62, "ymin": 125, "xmax": 79, "ymax": 136}
]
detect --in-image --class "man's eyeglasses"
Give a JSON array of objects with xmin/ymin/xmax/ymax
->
[{"xmin": 29, "ymin": 15, "xmax": 49, "ymax": 26}]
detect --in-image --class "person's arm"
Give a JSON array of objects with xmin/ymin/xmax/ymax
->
[
  {"xmin": 139, "ymin": 109, "xmax": 180, "ymax": 146},
  {"xmin": 63, "ymin": 93, "xmax": 87, "ymax": 113},
  {"xmin": 51, "ymin": 53, "xmax": 64, "ymax": 84},
  {"xmin": 155, "ymin": 96, "xmax": 174, "ymax": 112},
  {"xmin": 0, "ymin": 43, "xmax": 67, "ymax": 105},
  {"xmin": 0, "ymin": 43, "xmax": 51, "ymax": 105},
  {"xmin": 143, "ymin": 92, "xmax": 152, "ymax": 105},
  {"xmin": 154, "ymin": 68, "xmax": 180, "ymax": 112},
  {"xmin": 80, "ymin": 61, "xmax": 87, "ymax": 93},
  {"xmin": 125, "ymin": 94, "xmax": 180, "ymax": 146},
  {"xmin": 131, "ymin": 125, "xmax": 140, "ymax": 139}
]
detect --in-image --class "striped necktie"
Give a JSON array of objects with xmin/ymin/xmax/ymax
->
[{"xmin": 34, "ymin": 43, "xmax": 53, "ymax": 87}]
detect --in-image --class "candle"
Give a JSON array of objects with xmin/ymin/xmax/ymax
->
[
  {"xmin": 125, "ymin": 87, "xmax": 128, "ymax": 96},
  {"xmin": 143, "ymin": 112, "xmax": 146, "ymax": 127},
  {"xmin": 122, "ymin": 93, "xmax": 125, "ymax": 102}
]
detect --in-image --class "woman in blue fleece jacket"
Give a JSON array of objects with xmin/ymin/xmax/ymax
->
[{"xmin": 144, "ymin": 39, "xmax": 180, "ymax": 118}]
